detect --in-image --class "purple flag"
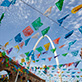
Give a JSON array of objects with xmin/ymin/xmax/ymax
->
[
  {"xmin": 54, "ymin": 54, "xmax": 60, "ymax": 58},
  {"xmin": 42, "ymin": 51, "xmax": 48, "ymax": 54},
  {"xmin": 8, "ymin": 47, "xmax": 13, "ymax": 54}
]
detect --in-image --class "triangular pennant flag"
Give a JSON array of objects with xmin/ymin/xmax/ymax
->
[
  {"xmin": 15, "ymin": 33, "xmax": 22, "ymax": 43},
  {"xmin": 71, "ymin": 50, "xmax": 79, "ymax": 56},
  {"xmin": 32, "ymin": 17, "xmax": 43, "ymax": 30},
  {"xmin": 51, "ymin": 48, "xmax": 56, "ymax": 53},
  {"xmin": 41, "ymin": 27, "xmax": 50, "ymax": 36},
  {"xmin": 1, "ymin": 0, "xmax": 12, "ymax": 7},
  {"xmin": 53, "ymin": 37, "xmax": 61, "ymax": 44},
  {"xmin": 4, "ymin": 42, "xmax": 9, "ymax": 48},
  {"xmin": 6, "ymin": 50, "xmax": 9, "ymax": 55},
  {"xmin": 26, "ymin": 56, "xmax": 29, "ymax": 61},
  {"xmin": 11, "ymin": 0, "xmax": 16, "ymax": 5},
  {"xmin": 22, "ymin": 26, "xmax": 34, "ymax": 37},
  {"xmin": 59, "ymin": 64, "xmax": 63, "ymax": 68},
  {"xmin": 44, "ymin": 43, "xmax": 50, "ymax": 51},
  {"xmin": 36, "ymin": 60, "xmax": 39, "ymax": 62},
  {"xmin": 41, "ymin": 58, "xmax": 46, "ymax": 61},
  {"xmin": 32, "ymin": 32, "xmax": 39, "ymax": 38},
  {"xmin": 55, "ymin": 0, "xmax": 64, "ymax": 11},
  {"xmin": 42, "ymin": 51, "xmax": 48, "ymax": 54},
  {"xmin": 68, "ymin": 40, "xmax": 77, "ymax": 50},
  {"xmin": 57, "ymin": 14, "xmax": 70, "ymax": 26},
  {"xmin": 59, "ymin": 44, "xmax": 65, "ymax": 49},
  {"xmin": 14, "ymin": 45, "xmax": 20, "ymax": 52},
  {"xmin": 25, "ymin": 52, "xmax": 29, "ymax": 56},
  {"xmin": 0, "ymin": 52, "xmax": 2, "ymax": 57},
  {"xmin": 28, "ymin": 50, "xmax": 34, "ymax": 57},
  {"xmin": 25, "ymin": 38, "xmax": 31, "ymax": 46},
  {"xmin": 64, "ymin": 30, "xmax": 74, "ymax": 39},
  {"xmin": 31, "ymin": 54, "xmax": 35, "ymax": 61},
  {"xmin": 21, "ymin": 58, "xmax": 25, "ymax": 63},
  {"xmin": 19, "ymin": 42, "xmax": 24, "ymax": 48},
  {"xmin": 53, "ymin": 65, "xmax": 57, "ymax": 68},
  {"xmin": 78, "ymin": 26, "xmax": 82, "ymax": 34},
  {"xmin": 66, "ymin": 62, "xmax": 73, "ymax": 68},
  {"xmin": 0, "ymin": 13, "xmax": 5, "ymax": 24},
  {"xmin": 8, "ymin": 47, "xmax": 13, "ymax": 54},
  {"xmin": 54, "ymin": 54, "xmax": 60, "ymax": 58},
  {"xmin": 36, "ymin": 53, "xmax": 41, "ymax": 58},
  {"xmin": 73, "ymin": 60, "xmax": 81, "ymax": 68},
  {"xmin": 76, "ymin": 75, "xmax": 79, "ymax": 78},
  {"xmin": 43, "ymin": 6, "xmax": 53, "ymax": 16},
  {"xmin": 2, "ymin": 51, "xmax": 6, "ymax": 56},
  {"xmin": 36, "ymin": 46, "xmax": 43, "ymax": 53},
  {"xmin": 62, "ymin": 53, "xmax": 68, "ymax": 56},
  {"xmin": 48, "ymin": 57, "xmax": 52, "ymax": 61},
  {"xmin": 71, "ymin": 4, "xmax": 82, "ymax": 14}
]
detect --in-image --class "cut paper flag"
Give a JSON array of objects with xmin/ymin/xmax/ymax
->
[
  {"xmin": 53, "ymin": 65, "xmax": 57, "ymax": 68},
  {"xmin": 8, "ymin": 47, "xmax": 13, "ymax": 54},
  {"xmin": 41, "ymin": 27, "xmax": 50, "ymax": 36},
  {"xmin": 11, "ymin": 0, "xmax": 16, "ymax": 5},
  {"xmin": 41, "ymin": 58, "xmax": 46, "ymax": 61},
  {"xmin": 53, "ymin": 37, "xmax": 60, "ymax": 44},
  {"xmin": 48, "ymin": 57, "xmax": 52, "ymax": 61},
  {"xmin": 42, "ymin": 51, "xmax": 48, "ymax": 54},
  {"xmin": 25, "ymin": 38, "xmax": 31, "ymax": 46},
  {"xmin": 6, "ymin": 50, "xmax": 9, "ymax": 55},
  {"xmin": 78, "ymin": 26, "xmax": 82, "ymax": 34},
  {"xmin": 2, "ymin": 51, "xmax": 6, "ymax": 56},
  {"xmin": 31, "ymin": 54, "xmax": 35, "ymax": 61},
  {"xmin": 1, "ymin": 0, "xmax": 12, "ymax": 7},
  {"xmin": 68, "ymin": 40, "xmax": 77, "ymax": 50},
  {"xmin": 55, "ymin": 0, "xmax": 64, "ymax": 11},
  {"xmin": 36, "ymin": 60, "xmax": 39, "ymax": 62},
  {"xmin": 54, "ymin": 54, "xmax": 60, "ymax": 58},
  {"xmin": 44, "ymin": 43, "xmax": 50, "ymax": 51},
  {"xmin": 32, "ymin": 32, "xmax": 39, "ymax": 38},
  {"xmin": 62, "ymin": 53, "xmax": 68, "ymax": 56},
  {"xmin": 36, "ymin": 46, "xmax": 43, "ymax": 53},
  {"xmin": 51, "ymin": 48, "xmax": 56, "ymax": 53},
  {"xmin": 0, "ymin": 13, "xmax": 5, "ymax": 24},
  {"xmin": 59, "ymin": 44, "xmax": 65, "ymax": 49},
  {"xmin": 20, "ymin": 54, "xmax": 25, "ymax": 58},
  {"xmin": 28, "ymin": 50, "xmax": 34, "ymax": 57},
  {"xmin": 59, "ymin": 64, "xmax": 63, "ymax": 68},
  {"xmin": 0, "ymin": 52, "xmax": 2, "ymax": 57},
  {"xmin": 19, "ymin": 42, "xmax": 24, "ymax": 48},
  {"xmin": 66, "ymin": 62, "xmax": 73, "ymax": 68},
  {"xmin": 4, "ymin": 42, "xmax": 9, "ymax": 47},
  {"xmin": 71, "ymin": 4, "xmax": 82, "ymax": 14},
  {"xmin": 21, "ymin": 58, "xmax": 25, "ymax": 63},
  {"xmin": 64, "ymin": 30, "xmax": 74, "ymax": 39},
  {"xmin": 36, "ymin": 53, "xmax": 41, "ymax": 58},
  {"xmin": 57, "ymin": 14, "xmax": 70, "ymax": 26},
  {"xmin": 14, "ymin": 45, "xmax": 20, "ymax": 52},
  {"xmin": 71, "ymin": 50, "xmax": 79, "ymax": 56},
  {"xmin": 32, "ymin": 17, "xmax": 43, "ymax": 30},
  {"xmin": 15, "ymin": 33, "xmax": 22, "ymax": 43},
  {"xmin": 22, "ymin": 26, "xmax": 34, "ymax": 37},
  {"xmin": 43, "ymin": 6, "xmax": 53, "ymax": 16},
  {"xmin": 73, "ymin": 60, "xmax": 81, "ymax": 68},
  {"xmin": 25, "ymin": 52, "xmax": 29, "ymax": 56}
]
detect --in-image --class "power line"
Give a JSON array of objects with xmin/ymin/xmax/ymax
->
[{"xmin": 20, "ymin": 0, "xmax": 81, "ymax": 39}]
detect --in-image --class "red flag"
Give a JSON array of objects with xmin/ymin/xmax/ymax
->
[
  {"xmin": 19, "ymin": 42, "xmax": 24, "ymax": 48},
  {"xmin": 59, "ymin": 44, "xmax": 65, "ymax": 49},
  {"xmin": 53, "ymin": 37, "xmax": 61, "ymax": 44},
  {"xmin": 6, "ymin": 50, "xmax": 9, "ymax": 55},
  {"xmin": 36, "ymin": 53, "xmax": 41, "ymax": 58},
  {"xmin": 22, "ymin": 26, "xmax": 34, "ymax": 37},
  {"xmin": 48, "ymin": 57, "xmax": 52, "ymax": 61},
  {"xmin": 66, "ymin": 62, "xmax": 73, "ymax": 68}
]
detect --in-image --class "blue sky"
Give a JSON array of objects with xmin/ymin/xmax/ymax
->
[{"xmin": 0, "ymin": 0, "xmax": 82, "ymax": 81}]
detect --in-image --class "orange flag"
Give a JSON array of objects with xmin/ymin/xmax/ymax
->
[
  {"xmin": 59, "ymin": 44, "xmax": 65, "ymax": 49},
  {"xmin": 36, "ymin": 53, "xmax": 41, "ymax": 58},
  {"xmin": 48, "ymin": 57, "xmax": 52, "ymax": 61},
  {"xmin": 53, "ymin": 37, "xmax": 60, "ymax": 44},
  {"xmin": 66, "ymin": 62, "xmax": 73, "ymax": 68}
]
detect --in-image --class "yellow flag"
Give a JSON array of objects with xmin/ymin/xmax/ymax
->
[
  {"xmin": 21, "ymin": 58, "xmax": 25, "ymax": 63},
  {"xmin": 0, "ymin": 52, "xmax": 2, "ymax": 57},
  {"xmin": 14, "ymin": 45, "xmax": 19, "ymax": 52},
  {"xmin": 71, "ymin": 4, "xmax": 82, "ymax": 14},
  {"xmin": 4, "ymin": 42, "xmax": 9, "ymax": 47},
  {"xmin": 44, "ymin": 43, "xmax": 50, "ymax": 51},
  {"xmin": 43, "ymin": 6, "xmax": 53, "ymax": 16},
  {"xmin": 61, "ymin": 71, "xmax": 64, "ymax": 73}
]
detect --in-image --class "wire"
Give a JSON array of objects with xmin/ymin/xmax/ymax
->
[{"xmin": 20, "ymin": 0, "xmax": 82, "ymax": 39}]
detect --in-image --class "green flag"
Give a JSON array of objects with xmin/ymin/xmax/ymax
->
[
  {"xmin": 51, "ymin": 48, "xmax": 56, "ymax": 53},
  {"xmin": 36, "ymin": 46, "xmax": 43, "ymax": 53},
  {"xmin": 32, "ymin": 17, "xmax": 43, "ymax": 30},
  {"xmin": 41, "ymin": 26, "xmax": 50, "ymax": 36},
  {"xmin": 26, "ymin": 56, "xmax": 29, "ymax": 62},
  {"xmin": 36, "ymin": 60, "xmax": 39, "ymax": 62},
  {"xmin": 62, "ymin": 53, "xmax": 68, "ymax": 56},
  {"xmin": 2, "ymin": 51, "xmax": 6, "ymax": 56},
  {"xmin": 55, "ymin": 0, "xmax": 64, "ymax": 11},
  {"xmin": 25, "ymin": 52, "xmax": 29, "ymax": 56},
  {"xmin": 0, "ymin": 13, "xmax": 5, "ymax": 23}
]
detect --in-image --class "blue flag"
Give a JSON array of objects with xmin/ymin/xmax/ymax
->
[
  {"xmin": 15, "ymin": 33, "xmax": 22, "ymax": 43},
  {"xmin": 57, "ymin": 14, "xmax": 70, "ymax": 26},
  {"xmin": 68, "ymin": 40, "xmax": 77, "ymax": 50},
  {"xmin": 28, "ymin": 50, "xmax": 34, "ymax": 57},
  {"xmin": 25, "ymin": 38, "xmax": 31, "ymax": 46},
  {"xmin": 71, "ymin": 50, "xmax": 79, "ymax": 56},
  {"xmin": 65, "ymin": 30, "xmax": 74, "ymax": 39},
  {"xmin": 11, "ymin": 0, "xmax": 16, "ymax": 5},
  {"xmin": 78, "ymin": 26, "xmax": 82, "ymax": 34},
  {"xmin": 1, "ymin": 0, "xmax": 12, "ymax": 7}
]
